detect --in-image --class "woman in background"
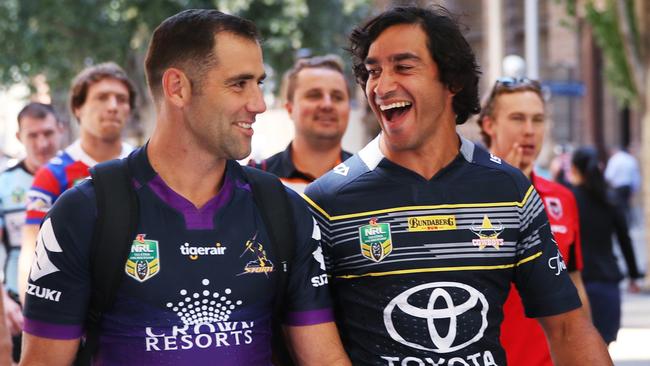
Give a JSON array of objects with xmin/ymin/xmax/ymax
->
[{"xmin": 569, "ymin": 146, "xmax": 642, "ymax": 344}]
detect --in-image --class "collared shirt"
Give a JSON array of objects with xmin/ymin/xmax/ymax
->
[
  {"xmin": 250, "ymin": 142, "xmax": 352, "ymax": 194},
  {"xmin": 23, "ymin": 146, "xmax": 334, "ymax": 365},
  {"xmin": 304, "ymin": 135, "xmax": 580, "ymax": 365}
]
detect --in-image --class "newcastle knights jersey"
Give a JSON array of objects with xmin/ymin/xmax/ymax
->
[
  {"xmin": 25, "ymin": 140, "xmax": 132, "ymax": 225},
  {"xmin": 23, "ymin": 146, "xmax": 333, "ymax": 365},
  {"xmin": 304, "ymin": 136, "xmax": 581, "ymax": 366},
  {"xmin": 500, "ymin": 173, "xmax": 584, "ymax": 366}
]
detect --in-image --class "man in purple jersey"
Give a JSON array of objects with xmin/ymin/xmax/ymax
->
[{"xmin": 20, "ymin": 9, "xmax": 349, "ymax": 366}]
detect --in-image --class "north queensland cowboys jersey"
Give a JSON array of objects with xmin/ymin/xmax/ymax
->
[{"xmin": 304, "ymin": 135, "xmax": 581, "ymax": 366}]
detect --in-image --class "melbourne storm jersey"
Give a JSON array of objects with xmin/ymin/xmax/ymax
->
[
  {"xmin": 23, "ymin": 147, "xmax": 333, "ymax": 365},
  {"xmin": 304, "ymin": 136, "xmax": 581, "ymax": 366},
  {"xmin": 0, "ymin": 160, "xmax": 33, "ymax": 293},
  {"xmin": 25, "ymin": 140, "xmax": 132, "ymax": 225}
]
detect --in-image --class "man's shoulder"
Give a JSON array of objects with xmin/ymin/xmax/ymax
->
[
  {"xmin": 464, "ymin": 142, "xmax": 532, "ymax": 194},
  {"xmin": 305, "ymin": 153, "xmax": 369, "ymax": 200}
]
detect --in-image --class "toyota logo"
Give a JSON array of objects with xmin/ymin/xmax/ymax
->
[{"xmin": 383, "ymin": 282, "xmax": 488, "ymax": 353}]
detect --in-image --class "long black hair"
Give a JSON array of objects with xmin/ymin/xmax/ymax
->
[{"xmin": 571, "ymin": 147, "xmax": 610, "ymax": 206}]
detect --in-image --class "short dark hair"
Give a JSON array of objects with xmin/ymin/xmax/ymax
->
[
  {"xmin": 69, "ymin": 62, "xmax": 136, "ymax": 117},
  {"xmin": 349, "ymin": 6, "xmax": 481, "ymax": 124},
  {"xmin": 283, "ymin": 54, "xmax": 348, "ymax": 102},
  {"xmin": 17, "ymin": 102, "xmax": 58, "ymax": 129},
  {"xmin": 145, "ymin": 9, "xmax": 261, "ymax": 99},
  {"xmin": 477, "ymin": 77, "xmax": 545, "ymax": 147}
]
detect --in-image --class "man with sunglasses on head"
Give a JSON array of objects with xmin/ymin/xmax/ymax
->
[
  {"xmin": 478, "ymin": 77, "xmax": 591, "ymax": 366},
  {"xmin": 303, "ymin": 6, "xmax": 611, "ymax": 366}
]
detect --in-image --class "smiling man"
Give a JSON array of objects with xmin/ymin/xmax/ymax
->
[
  {"xmin": 303, "ymin": 6, "xmax": 611, "ymax": 366},
  {"xmin": 19, "ymin": 9, "xmax": 349, "ymax": 366},
  {"xmin": 251, "ymin": 55, "xmax": 351, "ymax": 193},
  {"xmin": 17, "ymin": 63, "xmax": 135, "ymax": 304}
]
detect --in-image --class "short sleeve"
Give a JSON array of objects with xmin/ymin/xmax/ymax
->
[
  {"xmin": 23, "ymin": 182, "xmax": 96, "ymax": 339},
  {"xmin": 513, "ymin": 187, "xmax": 581, "ymax": 318},
  {"xmin": 25, "ymin": 167, "xmax": 61, "ymax": 225},
  {"xmin": 282, "ymin": 189, "xmax": 334, "ymax": 326}
]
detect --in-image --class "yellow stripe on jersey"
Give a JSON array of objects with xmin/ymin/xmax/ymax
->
[
  {"xmin": 303, "ymin": 185, "xmax": 536, "ymax": 222},
  {"xmin": 334, "ymin": 251, "xmax": 543, "ymax": 279}
]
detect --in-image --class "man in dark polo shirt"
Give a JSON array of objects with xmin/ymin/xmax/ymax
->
[{"xmin": 251, "ymin": 55, "xmax": 352, "ymax": 193}]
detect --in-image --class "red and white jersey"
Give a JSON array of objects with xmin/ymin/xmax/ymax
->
[
  {"xmin": 26, "ymin": 140, "xmax": 133, "ymax": 225},
  {"xmin": 501, "ymin": 173, "xmax": 583, "ymax": 366}
]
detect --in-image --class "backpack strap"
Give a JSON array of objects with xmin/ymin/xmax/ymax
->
[
  {"xmin": 76, "ymin": 158, "xmax": 139, "ymax": 365},
  {"xmin": 242, "ymin": 166, "xmax": 295, "ymax": 365}
]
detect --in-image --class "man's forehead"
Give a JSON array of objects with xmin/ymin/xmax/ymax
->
[
  {"xmin": 88, "ymin": 77, "xmax": 130, "ymax": 94},
  {"xmin": 365, "ymin": 25, "xmax": 429, "ymax": 64}
]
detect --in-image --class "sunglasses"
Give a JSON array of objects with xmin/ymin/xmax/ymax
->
[{"xmin": 493, "ymin": 77, "xmax": 542, "ymax": 91}]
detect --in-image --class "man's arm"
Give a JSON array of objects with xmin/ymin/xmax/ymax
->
[
  {"xmin": 538, "ymin": 308, "xmax": 612, "ymax": 365},
  {"xmin": 19, "ymin": 333, "xmax": 79, "ymax": 366},
  {"xmin": 569, "ymin": 271, "xmax": 591, "ymax": 320},
  {"xmin": 18, "ymin": 224, "xmax": 40, "ymax": 303},
  {"xmin": 285, "ymin": 322, "xmax": 350, "ymax": 366}
]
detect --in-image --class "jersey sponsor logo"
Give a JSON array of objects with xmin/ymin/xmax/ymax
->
[
  {"xmin": 146, "ymin": 278, "xmax": 253, "ymax": 351},
  {"xmin": 551, "ymin": 224, "xmax": 568, "ymax": 234},
  {"xmin": 544, "ymin": 197, "xmax": 563, "ymax": 220},
  {"xmin": 30, "ymin": 218, "xmax": 62, "ymax": 282},
  {"xmin": 239, "ymin": 232, "xmax": 274, "ymax": 275},
  {"xmin": 380, "ymin": 352, "xmax": 498, "ymax": 366},
  {"xmin": 359, "ymin": 218, "xmax": 392, "ymax": 262},
  {"xmin": 333, "ymin": 163, "xmax": 349, "ymax": 176},
  {"xmin": 27, "ymin": 283, "xmax": 62, "ymax": 302},
  {"xmin": 548, "ymin": 248, "xmax": 567, "ymax": 275},
  {"xmin": 470, "ymin": 215, "xmax": 504, "ymax": 250},
  {"xmin": 383, "ymin": 282, "xmax": 489, "ymax": 353},
  {"xmin": 26, "ymin": 190, "xmax": 52, "ymax": 213},
  {"xmin": 180, "ymin": 242, "xmax": 227, "ymax": 260},
  {"xmin": 125, "ymin": 234, "xmax": 160, "ymax": 282},
  {"xmin": 489, "ymin": 154, "xmax": 502, "ymax": 164},
  {"xmin": 407, "ymin": 215, "xmax": 456, "ymax": 232}
]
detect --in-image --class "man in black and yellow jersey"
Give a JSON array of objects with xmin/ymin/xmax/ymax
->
[{"xmin": 303, "ymin": 6, "xmax": 611, "ymax": 366}]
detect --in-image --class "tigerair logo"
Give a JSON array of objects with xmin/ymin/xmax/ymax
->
[
  {"xmin": 470, "ymin": 215, "xmax": 504, "ymax": 250},
  {"xmin": 180, "ymin": 242, "xmax": 227, "ymax": 260},
  {"xmin": 407, "ymin": 215, "xmax": 456, "ymax": 232}
]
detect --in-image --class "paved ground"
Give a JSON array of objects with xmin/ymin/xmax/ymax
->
[
  {"xmin": 609, "ymin": 291, "xmax": 650, "ymax": 365},
  {"xmin": 610, "ymin": 214, "xmax": 650, "ymax": 366}
]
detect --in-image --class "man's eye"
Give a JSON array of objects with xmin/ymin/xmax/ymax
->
[{"xmin": 396, "ymin": 65, "xmax": 413, "ymax": 72}]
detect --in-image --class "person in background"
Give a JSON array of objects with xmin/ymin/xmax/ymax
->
[
  {"xmin": 250, "ymin": 55, "xmax": 351, "ymax": 193},
  {"xmin": 604, "ymin": 146, "xmax": 640, "ymax": 224},
  {"xmin": 478, "ymin": 77, "xmax": 589, "ymax": 366},
  {"xmin": 18, "ymin": 62, "xmax": 135, "ymax": 303},
  {"xmin": 569, "ymin": 146, "xmax": 643, "ymax": 345},
  {"xmin": 0, "ymin": 102, "xmax": 65, "ymax": 362}
]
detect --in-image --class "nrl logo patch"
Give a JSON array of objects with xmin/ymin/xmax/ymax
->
[
  {"xmin": 470, "ymin": 215, "xmax": 504, "ymax": 250},
  {"xmin": 359, "ymin": 218, "xmax": 392, "ymax": 262},
  {"xmin": 125, "ymin": 234, "xmax": 160, "ymax": 282}
]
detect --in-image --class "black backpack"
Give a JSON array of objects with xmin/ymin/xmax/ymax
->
[{"xmin": 76, "ymin": 158, "xmax": 296, "ymax": 365}]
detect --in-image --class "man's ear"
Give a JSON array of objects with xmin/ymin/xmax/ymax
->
[
  {"xmin": 284, "ymin": 100, "xmax": 293, "ymax": 115},
  {"xmin": 481, "ymin": 115, "xmax": 497, "ymax": 138},
  {"xmin": 162, "ymin": 68, "xmax": 192, "ymax": 107}
]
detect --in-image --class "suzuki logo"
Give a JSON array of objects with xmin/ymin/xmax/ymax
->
[{"xmin": 383, "ymin": 282, "xmax": 488, "ymax": 353}]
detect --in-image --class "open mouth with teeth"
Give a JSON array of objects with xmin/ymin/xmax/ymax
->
[{"xmin": 379, "ymin": 101, "xmax": 412, "ymax": 122}]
